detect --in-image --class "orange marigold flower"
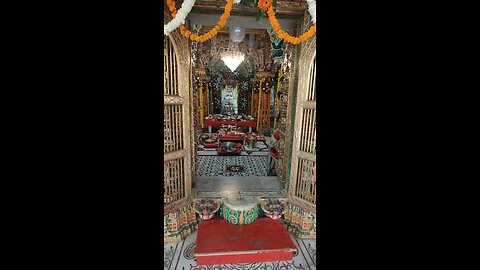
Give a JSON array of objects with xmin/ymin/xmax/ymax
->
[{"xmin": 168, "ymin": 0, "xmax": 233, "ymax": 42}]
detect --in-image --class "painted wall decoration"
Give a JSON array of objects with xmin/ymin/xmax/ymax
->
[
  {"xmin": 190, "ymin": 24, "xmax": 202, "ymax": 68},
  {"xmin": 211, "ymin": 75, "xmax": 223, "ymax": 113},
  {"xmin": 239, "ymin": 81, "xmax": 249, "ymax": 114},
  {"xmin": 268, "ymin": 28, "xmax": 286, "ymax": 64},
  {"xmin": 169, "ymin": 197, "xmax": 315, "ymax": 240},
  {"xmin": 222, "ymin": 203, "xmax": 259, "ymax": 225},
  {"xmin": 273, "ymin": 44, "xmax": 295, "ymax": 184},
  {"xmin": 222, "ymin": 194, "xmax": 259, "ymax": 225},
  {"xmin": 164, "ymin": 203, "xmax": 199, "ymax": 242},
  {"xmin": 282, "ymin": 201, "xmax": 316, "ymax": 238}
]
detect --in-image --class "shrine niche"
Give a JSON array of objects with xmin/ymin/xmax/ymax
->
[{"xmin": 220, "ymin": 84, "xmax": 238, "ymax": 114}]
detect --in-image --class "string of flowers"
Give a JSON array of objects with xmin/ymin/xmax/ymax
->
[
  {"xmin": 259, "ymin": 0, "xmax": 316, "ymax": 45},
  {"xmin": 166, "ymin": 0, "xmax": 240, "ymax": 43},
  {"xmin": 257, "ymin": 0, "xmax": 272, "ymax": 11},
  {"xmin": 164, "ymin": 0, "xmax": 196, "ymax": 36}
]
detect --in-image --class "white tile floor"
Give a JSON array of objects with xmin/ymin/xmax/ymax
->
[
  {"xmin": 196, "ymin": 156, "xmax": 270, "ymax": 177},
  {"xmin": 164, "ymin": 231, "xmax": 317, "ymax": 270}
]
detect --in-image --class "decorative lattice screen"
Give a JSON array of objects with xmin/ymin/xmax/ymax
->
[
  {"xmin": 164, "ymin": 37, "xmax": 179, "ymax": 96},
  {"xmin": 294, "ymin": 158, "xmax": 316, "ymax": 204},
  {"xmin": 164, "ymin": 157, "xmax": 186, "ymax": 204},
  {"xmin": 164, "ymin": 105, "xmax": 184, "ymax": 153},
  {"xmin": 289, "ymin": 52, "xmax": 316, "ymax": 208},
  {"xmin": 163, "ymin": 35, "xmax": 192, "ymax": 207}
]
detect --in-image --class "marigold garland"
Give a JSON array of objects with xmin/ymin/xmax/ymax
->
[
  {"xmin": 265, "ymin": 1, "xmax": 316, "ymax": 45},
  {"xmin": 257, "ymin": 0, "xmax": 272, "ymax": 12},
  {"xmin": 164, "ymin": 0, "xmax": 195, "ymax": 35},
  {"xmin": 167, "ymin": 0, "xmax": 234, "ymax": 43}
]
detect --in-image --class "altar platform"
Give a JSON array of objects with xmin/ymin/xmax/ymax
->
[
  {"xmin": 205, "ymin": 119, "xmax": 256, "ymax": 133},
  {"xmin": 194, "ymin": 218, "xmax": 296, "ymax": 265}
]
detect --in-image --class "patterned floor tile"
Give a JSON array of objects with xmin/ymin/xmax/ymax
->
[
  {"xmin": 196, "ymin": 156, "xmax": 269, "ymax": 177},
  {"xmin": 164, "ymin": 231, "xmax": 317, "ymax": 270},
  {"xmin": 164, "ymin": 241, "xmax": 182, "ymax": 270},
  {"xmin": 292, "ymin": 237, "xmax": 317, "ymax": 269}
]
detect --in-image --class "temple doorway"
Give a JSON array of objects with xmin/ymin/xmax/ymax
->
[
  {"xmin": 164, "ymin": 0, "xmax": 317, "ymax": 250},
  {"xmin": 188, "ymin": 18, "xmax": 292, "ymax": 195}
]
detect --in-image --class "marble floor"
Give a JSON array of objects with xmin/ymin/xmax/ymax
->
[
  {"xmin": 195, "ymin": 176, "xmax": 284, "ymax": 192},
  {"xmin": 196, "ymin": 156, "xmax": 270, "ymax": 177},
  {"xmin": 164, "ymin": 231, "xmax": 317, "ymax": 270}
]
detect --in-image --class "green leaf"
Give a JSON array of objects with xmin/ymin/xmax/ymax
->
[
  {"xmin": 256, "ymin": 10, "xmax": 262, "ymax": 21},
  {"xmin": 241, "ymin": 0, "xmax": 257, "ymax": 7}
]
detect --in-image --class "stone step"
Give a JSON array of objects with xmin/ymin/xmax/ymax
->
[
  {"xmin": 195, "ymin": 218, "xmax": 296, "ymax": 265},
  {"xmin": 195, "ymin": 176, "xmax": 284, "ymax": 192}
]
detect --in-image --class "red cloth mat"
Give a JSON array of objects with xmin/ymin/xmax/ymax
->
[
  {"xmin": 194, "ymin": 218, "xmax": 296, "ymax": 265},
  {"xmin": 203, "ymin": 142, "xmax": 217, "ymax": 148},
  {"xmin": 216, "ymin": 133, "xmax": 246, "ymax": 141},
  {"xmin": 205, "ymin": 119, "xmax": 256, "ymax": 128}
]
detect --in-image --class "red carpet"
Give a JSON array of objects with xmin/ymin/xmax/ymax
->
[{"xmin": 194, "ymin": 218, "xmax": 296, "ymax": 265}]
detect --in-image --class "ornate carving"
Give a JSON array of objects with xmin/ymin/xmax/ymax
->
[
  {"xmin": 164, "ymin": 2, "xmax": 195, "ymax": 241},
  {"xmin": 164, "ymin": 95, "xmax": 185, "ymax": 105},
  {"xmin": 274, "ymin": 42, "xmax": 295, "ymax": 184},
  {"xmin": 288, "ymin": 195, "xmax": 316, "ymax": 213},
  {"xmin": 288, "ymin": 34, "xmax": 316, "ymax": 196},
  {"xmin": 192, "ymin": 198, "xmax": 222, "ymax": 220},
  {"xmin": 193, "ymin": 67, "xmax": 206, "ymax": 76},
  {"xmin": 164, "ymin": 202, "xmax": 199, "ymax": 242},
  {"xmin": 255, "ymin": 70, "xmax": 275, "ymax": 80},
  {"xmin": 259, "ymin": 198, "xmax": 287, "ymax": 220},
  {"xmin": 283, "ymin": 199, "xmax": 316, "ymax": 239}
]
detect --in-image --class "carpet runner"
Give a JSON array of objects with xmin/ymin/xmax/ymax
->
[{"xmin": 194, "ymin": 218, "xmax": 296, "ymax": 265}]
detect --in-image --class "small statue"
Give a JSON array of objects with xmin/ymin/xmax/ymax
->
[
  {"xmin": 260, "ymin": 199, "xmax": 286, "ymax": 220},
  {"xmin": 193, "ymin": 199, "xmax": 221, "ymax": 221}
]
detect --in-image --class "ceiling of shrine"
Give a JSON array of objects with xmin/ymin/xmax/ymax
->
[
  {"xmin": 188, "ymin": 13, "xmax": 297, "ymax": 31},
  {"xmin": 188, "ymin": 0, "xmax": 303, "ymax": 80}
]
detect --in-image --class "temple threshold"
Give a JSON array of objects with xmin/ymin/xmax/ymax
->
[{"xmin": 194, "ymin": 218, "xmax": 296, "ymax": 265}]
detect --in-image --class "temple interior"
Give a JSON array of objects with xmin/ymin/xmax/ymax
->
[
  {"xmin": 192, "ymin": 17, "xmax": 289, "ymax": 192},
  {"xmin": 164, "ymin": 0, "xmax": 316, "ymax": 268}
]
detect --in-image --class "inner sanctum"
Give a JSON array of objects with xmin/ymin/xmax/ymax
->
[
  {"xmin": 164, "ymin": 0, "xmax": 316, "ymax": 268},
  {"xmin": 191, "ymin": 21, "xmax": 290, "ymax": 192}
]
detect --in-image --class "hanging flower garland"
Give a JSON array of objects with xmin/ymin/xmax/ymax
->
[
  {"xmin": 164, "ymin": 0, "xmax": 196, "ymax": 36},
  {"xmin": 257, "ymin": 0, "xmax": 272, "ymax": 12},
  {"xmin": 166, "ymin": 0, "xmax": 240, "ymax": 43},
  {"xmin": 179, "ymin": 0, "xmax": 233, "ymax": 42},
  {"xmin": 260, "ymin": 0, "xmax": 316, "ymax": 45}
]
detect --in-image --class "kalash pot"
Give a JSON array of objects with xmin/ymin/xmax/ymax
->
[{"xmin": 247, "ymin": 135, "xmax": 256, "ymax": 148}]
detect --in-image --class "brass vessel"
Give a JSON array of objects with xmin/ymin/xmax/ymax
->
[{"xmin": 247, "ymin": 135, "xmax": 256, "ymax": 148}]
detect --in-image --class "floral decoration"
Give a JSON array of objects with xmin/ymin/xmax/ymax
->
[
  {"xmin": 265, "ymin": 0, "xmax": 316, "ymax": 45},
  {"xmin": 164, "ymin": 0, "xmax": 196, "ymax": 36},
  {"xmin": 166, "ymin": 0, "xmax": 240, "ymax": 43}
]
